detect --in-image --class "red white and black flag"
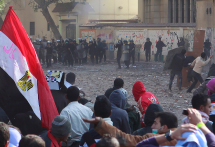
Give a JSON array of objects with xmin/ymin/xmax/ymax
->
[{"xmin": 0, "ymin": 7, "xmax": 58, "ymax": 129}]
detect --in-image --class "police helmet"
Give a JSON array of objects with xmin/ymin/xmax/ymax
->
[
  {"xmin": 73, "ymin": 39, "xmax": 76, "ymax": 42},
  {"xmin": 89, "ymin": 40, "xmax": 93, "ymax": 43},
  {"xmin": 102, "ymin": 40, "xmax": 106, "ymax": 43},
  {"xmin": 146, "ymin": 38, "xmax": 150, "ymax": 41},
  {"xmin": 97, "ymin": 37, "xmax": 101, "ymax": 41},
  {"xmin": 47, "ymin": 41, "xmax": 51, "ymax": 44},
  {"xmin": 39, "ymin": 39, "xmax": 42, "ymax": 42},
  {"xmin": 57, "ymin": 40, "xmax": 61, "ymax": 42},
  {"xmin": 78, "ymin": 38, "xmax": 82, "ymax": 43},
  {"xmin": 65, "ymin": 39, "xmax": 69, "ymax": 43},
  {"xmin": 206, "ymin": 38, "xmax": 209, "ymax": 41},
  {"xmin": 123, "ymin": 40, "xmax": 128, "ymax": 44}
]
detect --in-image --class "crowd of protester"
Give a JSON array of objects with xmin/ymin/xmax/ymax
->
[{"xmin": 2, "ymin": 51, "xmax": 215, "ymax": 147}]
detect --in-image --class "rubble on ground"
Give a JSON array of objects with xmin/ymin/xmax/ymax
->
[{"xmin": 44, "ymin": 61, "xmax": 207, "ymax": 124}]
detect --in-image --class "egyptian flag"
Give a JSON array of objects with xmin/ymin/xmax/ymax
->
[{"xmin": 0, "ymin": 7, "xmax": 58, "ymax": 129}]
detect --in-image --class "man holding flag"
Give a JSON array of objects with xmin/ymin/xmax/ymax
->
[{"xmin": 0, "ymin": 6, "xmax": 58, "ymax": 133}]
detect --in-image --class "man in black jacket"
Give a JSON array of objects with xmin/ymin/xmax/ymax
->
[
  {"xmin": 144, "ymin": 38, "xmax": 152, "ymax": 62},
  {"xmin": 156, "ymin": 37, "xmax": 166, "ymax": 62},
  {"xmin": 101, "ymin": 40, "xmax": 107, "ymax": 63},
  {"xmin": 204, "ymin": 38, "xmax": 212, "ymax": 60},
  {"xmin": 129, "ymin": 39, "xmax": 135, "ymax": 65},
  {"xmin": 46, "ymin": 41, "xmax": 53, "ymax": 68},
  {"xmin": 89, "ymin": 40, "xmax": 95, "ymax": 64},
  {"xmin": 115, "ymin": 40, "xmax": 123, "ymax": 69},
  {"xmin": 64, "ymin": 39, "xmax": 73, "ymax": 67},
  {"xmin": 80, "ymin": 95, "xmax": 112, "ymax": 147},
  {"xmin": 82, "ymin": 38, "xmax": 88, "ymax": 64},
  {"xmin": 96, "ymin": 38, "xmax": 103, "ymax": 64},
  {"xmin": 56, "ymin": 40, "xmax": 63, "ymax": 63},
  {"xmin": 51, "ymin": 39, "xmax": 57, "ymax": 64},
  {"xmin": 169, "ymin": 49, "xmax": 187, "ymax": 91}
]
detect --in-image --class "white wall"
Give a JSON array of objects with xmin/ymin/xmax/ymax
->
[
  {"xmin": 115, "ymin": 29, "xmax": 186, "ymax": 55},
  {"xmin": 80, "ymin": 27, "xmax": 195, "ymax": 56}
]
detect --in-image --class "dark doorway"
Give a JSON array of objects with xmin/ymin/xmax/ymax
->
[{"xmin": 66, "ymin": 24, "xmax": 76, "ymax": 39}]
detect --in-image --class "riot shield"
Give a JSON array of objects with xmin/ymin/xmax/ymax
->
[
  {"xmin": 77, "ymin": 44, "xmax": 85, "ymax": 59},
  {"xmin": 122, "ymin": 44, "xmax": 130, "ymax": 61}
]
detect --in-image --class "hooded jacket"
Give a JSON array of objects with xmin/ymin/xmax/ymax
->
[
  {"xmin": 133, "ymin": 103, "xmax": 164, "ymax": 136},
  {"xmin": 109, "ymin": 89, "xmax": 131, "ymax": 134},
  {"xmin": 207, "ymin": 78, "xmax": 215, "ymax": 97},
  {"xmin": 132, "ymin": 81, "xmax": 159, "ymax": 116}
]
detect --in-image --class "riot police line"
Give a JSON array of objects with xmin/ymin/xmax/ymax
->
[{"xmin": 31, "ymin": 36, "xmax": 136, "ymax": 68}]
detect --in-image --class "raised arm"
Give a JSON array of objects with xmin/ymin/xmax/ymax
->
[
  {"xmin": 188, "ymin": 108, "xmax": 215, "ymax": 147},
  {"xmin": 136, "ymin": 124, "xmax": 197, "ymax": 147},
  {"xmin": 201, "ymin": 56, "xmax": 212, "ymax": 66},
  {"xmin": 83, "ymin": 117, "xmax": 155, "ymax": 147}
]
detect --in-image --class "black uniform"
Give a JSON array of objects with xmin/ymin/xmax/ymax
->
[
  {"xmin": 39, "ymin": 40, "xmax": 47, "ymax": 64},
  {"xmin": 35, "ymin": 42, "xmax": 42, "ymax": 61},
  {"xmin": 96, "ymin": 41, "xmax": 103, "ymax": 64},
  {"xmin": 64, "ymin": 43, "xmax": 73, "ymax": 66},
  {"xmin": 62, "ymin": 42, "xmax": 67, "ymax": 65},
  {"xmin": 144, "ymin": 41, "xmax": 152, "ymax": 62},
  {"xmin": 129, "ymin": 43, "xmax": 135, "ymax": 65},
  {"xmin": 89, "ymin": 43, "xmax": 96, "ymax": 64},
  {"xmin": 115, "ymin": 42, "xmax": 123, "ymax": 68},
  {"xmin": 101, "ymin": 42, "xmax": 107, "ymax": 62},
  {"xmin": 46, "ymin": 46, "xmax": 52, "ymax": 67},
  {"xmin": 73, "ymin": 43, "xmax": 79, "ymax": 64},
  {"xmin": 204, "ymin": 41, "xmax": 212, "ymax": 60},
  {"xmin": 83, "ymin": 42, "xmax": 88, "ymax": 64},
  {"xmin": 56, "ymin": 43, "xmax": 63, "ymax": 63},
  {"xmin": 77, "ymin": 42, "xmax": 85, "ymax": 65},
  {"xmin": 51, "ymin": 42, "xmax": 57, "ymax": 63},
  {"xmin": 156, "ymin": 40, "xmax": 166, "ymax": 62}
]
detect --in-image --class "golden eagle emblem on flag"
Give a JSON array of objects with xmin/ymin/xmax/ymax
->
[{"xmin": 18, "ymin": 70, "xmax": 34, "ymax": 91}]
